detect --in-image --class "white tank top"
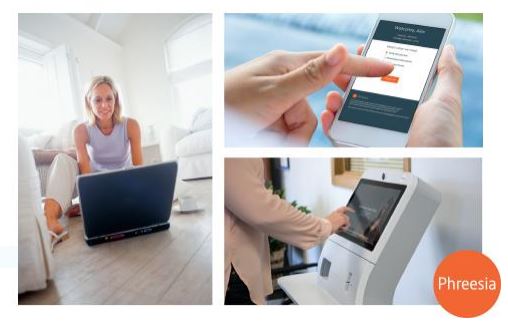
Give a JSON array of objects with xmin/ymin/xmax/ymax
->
[{"xmin": 86, "ymin": 119, "xmax": 132, "ymax": 172}]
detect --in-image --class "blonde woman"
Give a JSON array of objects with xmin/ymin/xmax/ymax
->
[{"xmin": 44, "ymin": 76, "xmax": 143, "ymax": 239}]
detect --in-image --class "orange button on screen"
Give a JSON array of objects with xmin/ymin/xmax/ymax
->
[{"xmin": 381, "ymin": 75, "xmax": 399, "ymax": 83}]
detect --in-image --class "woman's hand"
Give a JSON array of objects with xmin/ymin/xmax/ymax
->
[
  {"xmin": 321, "ymin": 45, "xmax": 463, "ymax": 147},
  {"xmin": 225, "ymin": 44, "xmax": 394, "ymax": 146},
  {"xmin": 326, "ymin": 206, "xmax": 353, "ymax": 233},
  {"xmin": 406, "ymin": 45, "xmax": 463, "ymax": 147}
]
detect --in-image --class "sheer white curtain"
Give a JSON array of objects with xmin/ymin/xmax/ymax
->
[{"xmin": 18, "ymin": 34, "xmax": 81, "ymax": 133}]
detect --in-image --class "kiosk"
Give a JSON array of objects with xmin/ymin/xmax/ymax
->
[{"xmin": 278, "ymin": 169, "xmax": 441, "ymax": 304}]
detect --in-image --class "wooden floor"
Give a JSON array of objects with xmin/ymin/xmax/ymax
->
[{"xmin": 19, "ymin": 179, "xmax": 212, "ymax": 305}]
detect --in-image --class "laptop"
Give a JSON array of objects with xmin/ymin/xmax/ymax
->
[{"xmin": 77, "ymin": 161, "xmax": 178, "ymax": 246}]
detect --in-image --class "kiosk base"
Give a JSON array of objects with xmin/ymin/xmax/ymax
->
[{"xmin": 278, "ymin": 273, "xmax": 340, "ymax": 305}]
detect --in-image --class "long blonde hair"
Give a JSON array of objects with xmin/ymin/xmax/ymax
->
[{"xmin": 84, "ymin": 76, "xmax": 123, "ymax": 125}]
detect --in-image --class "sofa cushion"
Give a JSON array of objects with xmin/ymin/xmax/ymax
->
[
  {"xmin": 175, "ymin": 129, "xmax": 212, "ymax": 157},
  {"xmin": 32, "ymin": 149, "xmax": 77, "ymax": 166},
  {"xmin": 178, "ymin": 153, "xmax": 212, "ymax": 180},
  {"xmin": 190, "ymin": 108, "xmax": 212, "ymax": 132}
]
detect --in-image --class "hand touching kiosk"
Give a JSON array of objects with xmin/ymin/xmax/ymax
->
[{"xmin": 278, "ymin": 169, "xmax": 441, "ymax": 304}]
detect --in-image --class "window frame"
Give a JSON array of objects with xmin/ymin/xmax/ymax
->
[{"xmin": 331, "ymin": 158, "xmax": 411, "ymax": 189}]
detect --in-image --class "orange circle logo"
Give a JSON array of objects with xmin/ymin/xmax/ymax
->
[{"xmin": 434, "ymin": 250, "xmax": 501, "ymax": 318}]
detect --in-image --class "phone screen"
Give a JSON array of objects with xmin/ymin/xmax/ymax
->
[{"xmin": 338, "ymin": 20, "xmax": 446, "ymax": 133}]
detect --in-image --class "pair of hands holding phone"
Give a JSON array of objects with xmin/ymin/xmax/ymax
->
[{"xmin": 224, "ymin": 43, "xmax": 463, "ymax": 147}]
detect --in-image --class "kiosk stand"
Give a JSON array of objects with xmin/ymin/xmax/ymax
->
[{"xmin": 278, "ymin": 169, "xmax": 441, "ymax": 304}]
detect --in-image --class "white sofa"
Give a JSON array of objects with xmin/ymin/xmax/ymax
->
[
  {"xmin": 160, "ymin": 108, "xmax": 212, "ymax": 180},
  {"xmin": 18, "ymin": 135, "xmax": 54, "ymax": 294}
]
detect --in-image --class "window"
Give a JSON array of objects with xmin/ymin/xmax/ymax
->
[
  {"xmin": 164, "ymin": 15, "xmax": 212, "ymax": 127},
  {"xmin": 18, "ymin": 34, "xmax": 80, "ymax": 132},
  {"xmin": 164, "ymin": 15, "xmax": 212, "ymax": 78},
  {"xmin": 18, "ymin": 58, "xmax": 52, "ymax": 131},
  {"xmin": 331, "ymin": 158, "xmax": 411, "ymax": 188}
]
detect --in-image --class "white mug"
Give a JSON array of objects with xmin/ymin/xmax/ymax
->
[{"xmin": 178, "ymin": 196, "xmax": 198, "ymax": 212}]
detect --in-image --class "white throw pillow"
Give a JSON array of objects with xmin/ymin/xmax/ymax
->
[
  {"xmin": 190, "ymin": 108, "xmax": 212, "ymax": 132},
  {"xmin": 48, "ymin": 119, "xmax": 78, "ymax": 149},
  {"xmin": 25, "ymin": 133, "xmax": 52, "ymax": 149}
]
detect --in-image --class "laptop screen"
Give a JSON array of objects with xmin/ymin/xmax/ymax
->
[{"xmin": 77, "ymin": 162, "xmax": 177, "ymax": 240}]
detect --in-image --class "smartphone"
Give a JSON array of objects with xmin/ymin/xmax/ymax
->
[{"xmin": 329, "ymin": 14, "xmax": 455, "ymax": 147}]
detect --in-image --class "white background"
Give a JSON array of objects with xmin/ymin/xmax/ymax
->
[
  {"xmin": 353, "ymin": 40, "xmax": 438, "ymax": 100},
  {"xmin": 2, "ymin": 0, "xmax": 505, "ymax": 328}
]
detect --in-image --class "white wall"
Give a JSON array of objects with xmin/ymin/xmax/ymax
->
[
  {"xmin": 119, "ymin": 14, "xmax": 204, "ymax": 132},
  {"xmin": 280, "ymin": 158, "xmax": 482, "ymax": 304},
  {"xmin": 395, "ymin": 158, "xmax": 482, "ymax": 304},
  {"xmin": 18, "ymin": 13, "xmax": 127, "ymax": 120},
  {"xmin": 282, "ymin": 158, "xmax": 351, "ymax": 218}
]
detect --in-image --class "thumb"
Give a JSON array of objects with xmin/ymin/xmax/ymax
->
[
  {"xmin": 276, "ymin": 44, "xmax": 348, "ymax": 103},
  {"xmin": 431, "ymin": 44, "xmax": 463, "ymax": 104}
]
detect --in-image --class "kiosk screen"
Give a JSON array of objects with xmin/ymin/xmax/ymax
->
[{"xmin": 337, "ymin": 179, "xmax": 406, "ymax": 250}]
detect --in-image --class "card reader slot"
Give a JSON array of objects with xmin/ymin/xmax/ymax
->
[{"xmin": 320, "ymin": 258, "xmax": 332, "ymax": 277}]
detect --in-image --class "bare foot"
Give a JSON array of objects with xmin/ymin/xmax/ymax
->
[
  {"xmin": 46, "ymin": 216, "xmax": 64, "ymax": 235},
  {"xmin": 44, "ymin": 198, "xmax": 64, "ymax": 235}
]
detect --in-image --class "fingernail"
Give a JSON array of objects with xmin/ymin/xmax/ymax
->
[
  {"xmin": 447, "ymin": 44, "xmax": 456, "ymax": 55},
  {"xmin": 384, "ymin": 61, "xmax": 395, "ymax": 70},
  {"xmin": 325, "ymin": 45, "xmax": 344, "ymax": 66}
]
